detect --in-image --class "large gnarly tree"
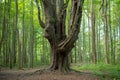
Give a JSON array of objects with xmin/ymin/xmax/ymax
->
[{"xmin": 36, "ymin": 0, "xmax": 84, "ymax": 72}]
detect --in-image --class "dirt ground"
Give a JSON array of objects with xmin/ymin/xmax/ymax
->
[{"xmin": 0, "ymin": 68, "xmax": 114, "ymax": 80}]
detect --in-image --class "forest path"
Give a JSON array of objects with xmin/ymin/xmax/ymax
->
[{"xmin": 0, "ymin": 68, "xmax": 112, "ymax": 80}]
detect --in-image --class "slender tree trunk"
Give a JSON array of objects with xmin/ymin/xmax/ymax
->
[
  {"xmin": 15, "ymin": 0, "xmax": 21, "ymax": 69},
  {"xmin": 0, "ymin": 27, "xmax": 5, "ymax": 56},
  {"xmin": 22, "ymin": 0, "xmax": 27, "ymax": 67},
  {"xmin": 2, "ymin": 0, "xmax": 7, "ymax": 66},
  {"xmin": 0, "ymin": 0, "xmax": 5, "ymax": 64},
  {"xmin": 17, "ymin": 31, "xmax": 22, "ymax": 69},
  {"xmin": 12, "ymin": 13, "xmax": 17, "ymax": 66},
  {"xmin": 34, "ymin": 34, "xmax": 38, "ymax": 65},
  {"xmin": 7, "ymin": 0, "xmax": 12, "ymax": 69},
  {"xmin": 91, "ymin": 0, "xmax": 97, "ymax": 64},
  {"xmin": 108, "ymin": 0, "xmax": 114, "ymax": 64},
  {"xmin": 82, "ymin": 15, "xmax": 86, "ymax": 63},
  {"xmin": 102, "ymin": 0, "xmax": 109, "ymax": 64},
  {"xmin": 98, "ymin": 20, "xmax": 101, "ymax": 62},
  {"xmin": 12, "ymin": 24, "xmax": 17, "ymax": 66},
  {"xmin": 12, "ymin": 0, "xmax": 17, "ymax": 66},
  {"xmin": 74, "ymin": 42, "xmax": 77, "ymax": 63},
  {"xmin": 88, "ymin": 16, "xmax": 91, "ymax": 63},
  {"xmin": 78, "ymin": 34, "xmax": 82, "ymax": 63},
  {"xmin": 112, "ymin": 29, "xmax": 116, "ymax": 64},
  {"xmin": 29, "ymin": 0, "xmax": 34, "ymax": 68}
]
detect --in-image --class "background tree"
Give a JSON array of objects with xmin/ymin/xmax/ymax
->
[
  {"xmin": 101, "ymin": 0, "xmax": 109, "ymax": 64},
  {"xmin": 91, "ymin": 0, "xmax": 97, "ymax": 63}
]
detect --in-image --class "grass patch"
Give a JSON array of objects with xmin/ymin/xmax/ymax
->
[{"xmin": 72, "ymin": 63, "xmax": 120, "ymax": 79}]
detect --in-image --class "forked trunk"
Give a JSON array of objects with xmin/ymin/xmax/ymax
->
[{"xmin": 36, "ymin": 0, "xmax": 84, "ymax": 72}]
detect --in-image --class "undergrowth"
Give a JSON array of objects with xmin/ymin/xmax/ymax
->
[{"xmin": 72, "ymin": 63, "xmax": 120, "ymax": 79}]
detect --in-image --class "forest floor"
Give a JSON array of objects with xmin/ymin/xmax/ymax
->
[{"xmin": 0, "ymin": 68, "xmax": 116, "ymax": 80}]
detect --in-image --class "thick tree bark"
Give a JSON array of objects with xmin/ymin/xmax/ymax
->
[
  {"xmin": 49, "ymin": 50, "xmax": 70, "ymax": 72},
  {"xmin": 36, "ymin": 0, "xmax": 84, "ymax": 72}
]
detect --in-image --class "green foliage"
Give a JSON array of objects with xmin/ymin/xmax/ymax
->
[{"xmin": 72, "ymin": 63, "xmax": 120, "ymax": 79}]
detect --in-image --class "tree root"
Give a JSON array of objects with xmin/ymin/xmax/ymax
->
[{"xmin": 33, "ymin": 67, "xmax": 81, "ymax": 75}]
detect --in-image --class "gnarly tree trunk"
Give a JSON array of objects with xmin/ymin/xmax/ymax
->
[{"xmin": 36, "ymin": 0, "xmax": 84, "ymax": 72}]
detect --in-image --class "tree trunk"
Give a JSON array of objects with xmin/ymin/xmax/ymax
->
[
  {"xmin": 2, "ymin": 1, "xmax": 7, "ymax": 66},
  {"xmin": 102, "ymin": 0, "xmax": 109, "ymax": 64},
  {"xmin": 22, "ymin": 0, "xmax": 27, "ymax": 67},
  {"xmin": 8, "ymin": 0, "xmax": 12, "ymax": 69},
  {"xmin": 49, "ymin": 48, "xmax": 70, "ymax": 72},
  {"xmin": 36, "ymin": 0, "xmax": 84, "ymax": 72},
  {"xmin": 74, "ymin": 42, "xmax": 77, "ymax": 63},
  {"xmin": 108, "ymin": 0, "xmax": 113, "ymax": 64},
  {"xmin": 82, "ymin": 15, "xmax": 86, "ymax": 63},
  {"xmin": 97, "ymin": 20, "xmax": 101, "ymax": 62},
  {"xmin": 78, "ymin": 34, "xmax": 82, "ymax": 63},
  {"xmin": 0, "ymin": 26, "xmax": 5, "ymax": 56},
  {"xmin": 17, "ymin": 33, "xmax": 22, "ymax": 69},
  {"xmin": 91, "ymin": 0, "xmax": 97, "ymax": 64},
  {"xmin": 29, "ymin": 0, "xmax": 34, "ymax": 68},
  {"xmin": 112, "ymin": 29, "xmax": 116, "ymax": 64}
]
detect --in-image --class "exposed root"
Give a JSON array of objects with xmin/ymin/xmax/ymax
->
[
  {"xmin": 17, "ymin": 67, "xmax": 82, "ymax": 78},
  {"xmin": 33, "ymin": 67, "xmax": 81, "ymax": 76}
]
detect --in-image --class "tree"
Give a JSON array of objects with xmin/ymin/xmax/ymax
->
[
  {"xmin": 8, "ymin": 0, "xmax": 12, "ymax": 69},
  {"xmin": 36, "ymin": 0, "xmax": 84, "ymax": 72},
  {"xmin": 90, "ymin": 0, "xmax": 97, "ymax": 63},
  {"xmin": 101, "ymin": 0, "xmax": 109, "ymax": 64},
  {"xmin": 78, "ymin": 33, "xmax": 82, "ymax": 62},
  {"xmin": 15, "ymin": 0, "xmax": 22, "ymax": 69},
  {"xmin": 22, "ymin": 0, "xmax": 27, "ymax": 67},
  {"xmin": 29, "ymin": 0, "xmax": 34, "ymax": 68}
]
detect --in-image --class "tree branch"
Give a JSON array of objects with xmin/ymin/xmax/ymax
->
[
  {"xmin": 58, "ymin": 0, "xmax": 84, "ymax": 53},
  {"xmin": 36, "ymin": 0, "xmax": 45, "ymax": 28},
  {"xmin": 56, "ymin": 0, "xmax": 69, "ymax": 41},
  {"xmin": 59, "ymin": 0, "xmax": 69, "ymax": 20},
  {"xmin": 42, "ymin": 0, "xmax": 57, "ymax": 47}
]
